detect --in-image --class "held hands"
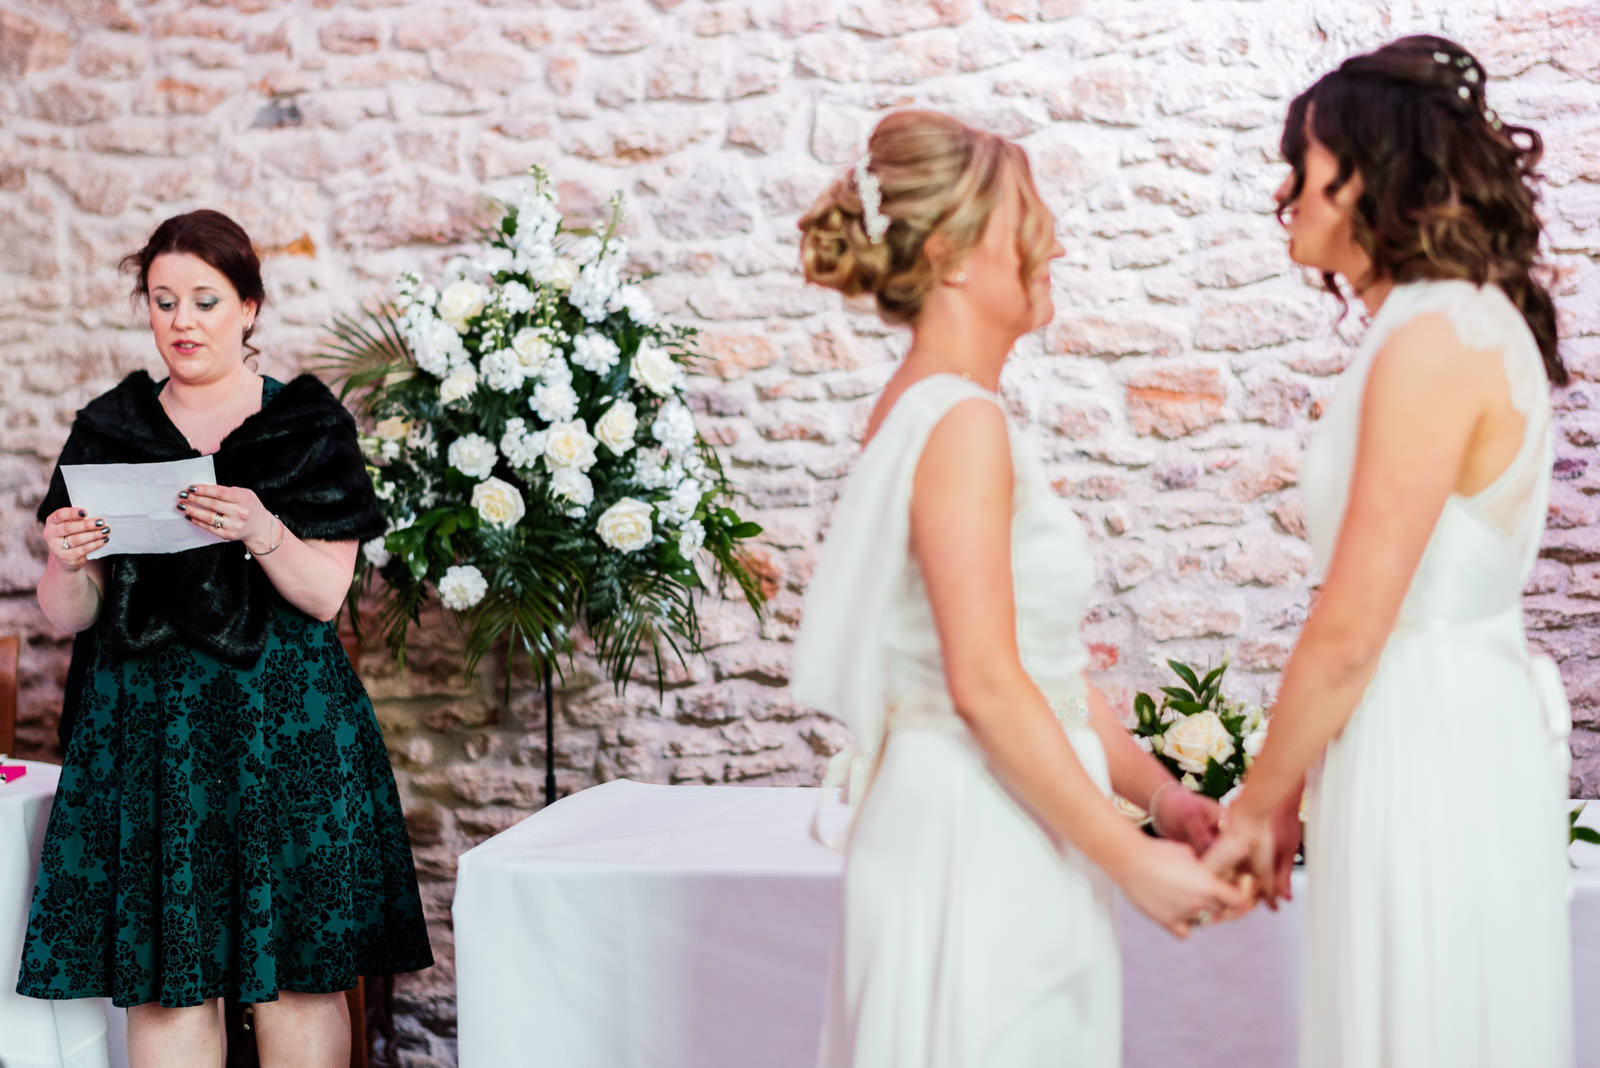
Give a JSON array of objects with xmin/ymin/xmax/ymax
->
[
  {"xmin": 177, "ymin": 483, "xmax": 279, "ymax": 555},
  {"xmin": 1119, "ymin": 837, "xmax": 1252, "ymax": 940},
  {"xmin": 43, "ymin": 507, "xmax": 109, "ymax": 571},
  {"xmin": 1152, "ymin": 783, "xmax": 1224, "ymax": 857},
  {"xmin": 1202, "ymin": 792, "xmax": 1302, "ymax": 910}
]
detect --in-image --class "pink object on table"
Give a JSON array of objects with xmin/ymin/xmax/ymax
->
[{"xmin": 0, "ymin": 764, "xmax": 27, "ymax": 783}]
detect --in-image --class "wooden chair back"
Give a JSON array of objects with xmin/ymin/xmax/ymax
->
[{"xmin": 0, "ymin": 635, "xmax": 18, "ymax": 758}]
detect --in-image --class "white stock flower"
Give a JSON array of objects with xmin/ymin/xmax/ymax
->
[
  {"xmin": 438, "ymin": 279, "xmax": 488, "ymax": 333},
  {"xmin": 481, "ymin": 348, "xmax": 526, "ymax": 393},
  {"xmin": 568, "ymin": 236, "xmax": 603, "ymax": 265},
  {"xmin": 596, "ymin": 497, "xmax": 654, "ymax": 553},
  {"xmin": 651, "ymin": 398, "xmax": 696, "ymax": 456},
  {"xmin": 1163, "ymin": 710, "xmax": 1237, "ymax": 776},
  {"xmin": 616, "ymin": 284, "xmax": 654, "ymax": 326},
  {"xmin": 499, "ymin": 280, "xmax": 536, "ymax": 314},
  {"xmin": 1133, "ymin": 734, "xmax": 1154, "ymax": 754},
  {"xmin": 407, "ymin": 423, "xmax": 437, "ymax": 458},
  {"xmin": 472, "ymin": 476, "xmax": 526, "ymax": 529},
  {"xmin": 630, "ymin": 447, "xmax": 679, "ymax": 491},
  {"xmin": 658, "ymin": 477, "xmax": 701, "ymax": 525},
  {"xmin": 530, "ymin": 380, "xmax": 580, "ymax": 424},
  {"xmin": 439, "ymin": 365, "xmax": 479, "ymax": 407},
  {"xmin": 362, "ymin": 537, "xmax": 392, "ymax": 568},
  {"xmin": 379, "ymin": 439, "xmax": 401, "ymax": 462},
  {"xmin": 500, "ymin": 417, "xmax": 544, "ymax": 469},
  {"xmin": 408, "ymin": 316, "xmax": 464, "ymax": 378},
  {"xmin": 630, "ymin": 340, "xmax": 684, "ymax": 396},
  {"xmin": 677, "ymin": 518, "xmax": 705, "ymax": 558},
  {"xmin": 438, "ymin": 564, "xmax": 488, "ymax": 611},
  {"xmin": 447, "ymin": 433, "xmax": 498, "ymax": 479},
  {"xmin": 549, "ymin": 467, "xmax": 594, "ymax": 517},
  {"xmin": 569, "ymin": 259, "xmax": 621, "ymax": 323},
  {"xmin": 1242, "ymin": 727, "xmax": 1267, "ymax": 766},
  {"xmin": 475, "ymin": 247, "xmax": 514, "ymax": 276},
  {"xmin": 594, "ymin": 400, "xmax": 638, "ymax": 456},
  {"xmin": 571, "ymin": 332, "xmax": 621, "ymax": 374},
  {"xmin": 543, "ymin": 419, "xmax": 599, "ymax": 472},
  {"xmin": 511, "ymin": 327, "xmax": 554, "ymax": 375}
]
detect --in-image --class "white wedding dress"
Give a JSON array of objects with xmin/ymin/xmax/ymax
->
[
  {"xmin": 792, "ymin": 373, "xmax": 1120, "ymax": 1067},
  {"xmin": 1298, "ymin": 279, "xmax": 1573, "ymax": 1067}
]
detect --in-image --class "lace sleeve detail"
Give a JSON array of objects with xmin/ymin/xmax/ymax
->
[{"xmin": 1392, "ymin": 280, "xmax": 1549, "ymax": 419}]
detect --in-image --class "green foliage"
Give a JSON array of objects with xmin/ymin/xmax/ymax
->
[{"xmin": 1131, "ymin": 655, "xmax": 1265, "ymax": 802}]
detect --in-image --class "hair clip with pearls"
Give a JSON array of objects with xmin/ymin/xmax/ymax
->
[{"xmin": 853, "ymin": 156, "xmax": 889, "ymax": 245}]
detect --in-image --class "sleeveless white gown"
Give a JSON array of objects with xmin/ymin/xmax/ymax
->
[
  {"xmin": 792, "ymin": 374, "xmax": 1121, "ymax": 1068},
  {"xmin": 1298, "ymin": 279, "xmax": 1574, "ymax": 1067}
]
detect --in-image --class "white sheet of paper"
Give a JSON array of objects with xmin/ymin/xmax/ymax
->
[{"xmin": 62, "ymin": 456, "xmax": 226, "ymax": 558}]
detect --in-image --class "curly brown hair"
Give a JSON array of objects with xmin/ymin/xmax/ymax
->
[
  {"xmin": 1277, "ymin": 34, "xmax": 1565, "ymax": 385},
  {"xmin": 797, "ymin": 110, "xmax": 1056, "ymax": 326}
]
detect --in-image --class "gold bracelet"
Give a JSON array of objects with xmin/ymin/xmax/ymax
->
[{"xmin": 245, "ymin": 514, "xmax": 285, "ymax": 560}]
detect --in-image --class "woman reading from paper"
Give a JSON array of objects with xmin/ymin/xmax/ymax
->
[
  {"xmin": 1204, "ymin": 35, "xmax": 1573, "ymax": 1067},
  {"xmin": 20, "ymin": 210, "xmax": 432, "ymax": 1068},
  {"xmin": 792, "ymin": 110, "xmax": 1247, "ymax": 1067}
]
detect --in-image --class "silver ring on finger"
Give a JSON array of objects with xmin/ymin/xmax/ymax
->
[
  {"xmin": 1193, "ymin": 909, "xmax": 1213, "ymax": 926},
  {"xmin": 62, "ymin": 536, "xmax": 71, "ymax": 551},
  {"xmin": 213, "ymin": 514, "xmax": 224, "ymax": 530}
]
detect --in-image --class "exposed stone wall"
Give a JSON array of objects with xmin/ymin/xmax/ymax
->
[{"xmin": 2, "ymin": 0, "xmax": 1597, "ymax": 1063}]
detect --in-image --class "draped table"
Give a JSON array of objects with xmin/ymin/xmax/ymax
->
[
  {"xmin": 454, "ymin": 780, "xmax": 1600, "ymax": 1067},
  {"xmin": 1, "ymin": 761, "xmax": 128, "ymax": 1068}
]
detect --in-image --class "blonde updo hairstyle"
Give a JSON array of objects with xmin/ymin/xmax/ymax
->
[{"xmin": 798, "ymin": 110, "xmax": 1056, "ymax": 325}]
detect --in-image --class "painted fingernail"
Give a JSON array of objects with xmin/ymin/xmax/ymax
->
[
  {"xmin": 177, "ymin": 503, "xmax": 187, "ymax": 511},
  {"xmin": 186, "ymin": 485, "xmax": 196, "ymax": 492},
  {"xmin": 94, "ymin": 519, "xmax": 104, "ymax": 527},
  {"xmin": 77, "ymin": 509, "xmax": 86, "ymax": 518},
  {"xmin": 178, "ymin": 491, "xmax": 189, "ymax": 499}
]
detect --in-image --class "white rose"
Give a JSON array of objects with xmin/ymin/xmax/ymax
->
[
  {"xmin": 550, "ymin": 467, "xmax": 594, "ymax": 516},
  {"xmin": 472, "ymin": 476, "xmax": 526, "ymax": 530},
  {"xmin": 511, "ymin": 328, "xmax": 554, "ymax": 375},
  {"xmin": 440, "ymin": 365, "xmax": 479, "ymax": 407},
  {"xmin": 447, "ymin": 433, "xmax": 498, "ymax": 480},
  {"xmin": 546, "ymin": 256, "xmax": 580, "ymax": 290},
  {"xmin": 594, "ymin": 400, "xmax": 638, "ymax": 456},
  {"xmin": 438, "ymin": 279, "xmax": 487, "ymax": 333},
  {"xmin": 362, "ymin": 537, "xmax": 392, "ymax": 568},
  {"xmin": 596, "ymin": 497, "xmax": 654, "ymax": 553},
  {"xmin": 373, "ymin": 415, "xmax": 410, "ymax": 441},
  {"xmin": 1162, "ymin": 709, "xmax": 1237, "ymax": 776},
  {"xmin": 437, "ymin": 563, "xmax": 488, "ymax": 611},
  {"xmin": 629, "ymin": 340, "xmax": 684, "ymax": 396},
  {"xmin": 678, "ymin": 518, "xmax": 705, "ymax": 558},
  {"xmin": 543, "ymin": 419, "xmax": 599, "ymax": 472}
]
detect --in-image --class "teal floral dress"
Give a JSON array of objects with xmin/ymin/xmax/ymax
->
[{"xmin": 17, "ymin": 373, "xmax": 433, "ymax": 1008}]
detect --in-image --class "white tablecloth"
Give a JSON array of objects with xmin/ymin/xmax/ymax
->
[
  {"xmin": 1, "ymin": 761, "xmax": 128, "ymax": 1068},
  {"xmin": 454, "ymin": 779, "xmax": 1600, "ymax": 1068}
]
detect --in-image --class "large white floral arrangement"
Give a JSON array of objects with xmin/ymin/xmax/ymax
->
[{"xmin": 320, "ymin": 168, "xmax": 764, "ymax": 686}]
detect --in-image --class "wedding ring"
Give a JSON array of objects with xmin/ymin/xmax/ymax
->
[
  {"xmin": 1193, "ymin": 909, "xmax": 1214, "ymax": 926},
  {"xmin": 213, "ymin": 516, "xmax": 223, "ymax": 529},
  {"xmin": 62, "ymin": 537, "xmax": 70, "ymax": 551}
]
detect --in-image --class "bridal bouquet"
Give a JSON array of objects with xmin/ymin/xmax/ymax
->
[
  {"xmin": 1131, "ymin": 654, "xmax": 1267, "ymax": 802},
  {"xmin": 319, "ymin": 167, "xmax": 764, "ymax": 687}
]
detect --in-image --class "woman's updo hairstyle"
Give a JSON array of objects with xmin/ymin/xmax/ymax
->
[
  {"xmin": 1279, "ymin": 34, "xmax": 1564, "ymax": 384},
  {"xmin": 121, "ymin": 209, "xmax": 266, "ymax": 358},
  {"xmin": 798, "ymin": 110, "xmax": 1056, "ymax": 325}
]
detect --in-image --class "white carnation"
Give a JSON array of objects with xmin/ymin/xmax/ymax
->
[
  {"xmin": 658, "ymin": 477, "xmax": 701, "ymax": 525},
  {"xmin": 629, "ymin": 339, "xmax": 685, "ymax": 396},
  {"xmin": 549, "ymin": 467, "xmax": 594, "ymax": 517},
  {"xmin": 631, "ymin": 447, "xmax": 678, "ymax": 491},
  {"xmin": 447, "ymin": 433, "xmax": 498, "ymax": 480},
  {"xmin": 594, "ymin": 400, "xmax": 638, "ymax": 456},
  {"xmin": 543, "ymin": 419, "xmax": 599, "ymax": 472},
  {"xmin": 596, "ymin": 497, "xmax": 654, "ymax": 553},
  {"xmin": 438, "ymin": 279, "xmax": 488, "ymax": 333},
  {"xmin": 439, "ymin": 365, "xmax": 479, "ymax": 407},
  {"xmin": 362, "ymin": 537, "xmax": 392, "ymax": 568},
  {"xmin": 651, "ymin": 398, "xmax": 697, "ymax": 456},
  {"xmin": 677, "ymin": 518, "xmax": 705, "ymax": 558},
  {"xmin": 530, "ymin": 380, "xmax": 580, "ymax": 424},
  {"xmin": 481, "ymin": 348, "xmax": 526, "ymax": 393},
  {"xmin": 500, "ymin": 417, "xmax": 544, "ymax": 469},
  {"xmin": 571, "ymin": 332, "xmax": 621, "ymax": 374},
  {"xmin": 438, "ymin": 564, "xmax": 488, "ymax": 611},
  {"xmin": 472, "ymin": 476, "xmax": 526, "ymax": 529},
  {"xmin": 616, "ymin": 284, "xmax": 655, "ymax": 326}
]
